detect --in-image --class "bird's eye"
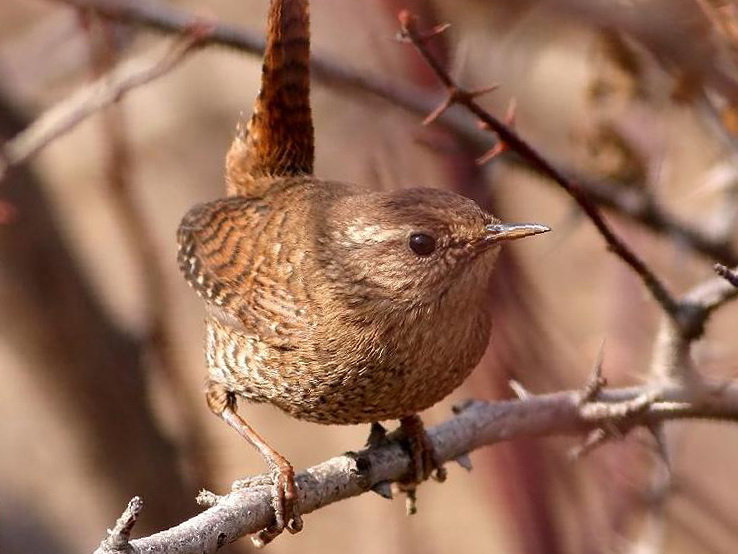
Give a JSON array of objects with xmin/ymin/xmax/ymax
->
[{"xmin": 408, "ymin": 233, "xmax": 437, "ymax": 256}]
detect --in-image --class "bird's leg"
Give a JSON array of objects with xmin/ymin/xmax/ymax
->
[
  {"xmin": 397, "ymin": 414, "xmax": 447, "ymax": 514},
  {"xmin": 206, "ymin": 383, "xmax": 302, "ymax": 547},
  {"xmin": 400, "ymin": 414, "xmax": 446, "ymax": 483}
]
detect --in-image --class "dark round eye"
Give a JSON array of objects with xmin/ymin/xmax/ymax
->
[{"xmin": 408, "ymin": 233, "xmax": 437, "ymax": 256}]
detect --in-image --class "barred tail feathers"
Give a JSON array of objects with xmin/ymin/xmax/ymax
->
[{"xmin": 226, "ymin": 0, "xmax": 314, "ymax": 197}]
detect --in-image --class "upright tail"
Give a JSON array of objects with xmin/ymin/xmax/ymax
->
[{"xmin": 226, "ymin": 0, "xmax": 314, "ymax": 197}]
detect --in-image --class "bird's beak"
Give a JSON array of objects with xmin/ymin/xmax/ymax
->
[{"xmin": 484, "ymin": 222, "xmax": 550, "ymax": 243}]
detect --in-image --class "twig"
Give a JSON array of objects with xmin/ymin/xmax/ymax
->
[
  {"xmin": 397, "ymin": 10, "xmax": 680, "ymax": 318},
  {"xmin": 45, "ymin": 0, "xmax": 738, "ymax": 267},
  {"xmin": 646, "ymin": 265, "xmax": 738, "ymax": 392},
  {"xmin": 0, "ymin": 26, "xmax": 204, "ymax": 182},
  {"xmin": 715, "ymin": 263, "xmax": 738, "ymax": 287},
  {"xmin": 98, "ymin": 497, "xmax": 144, "ymax": 553},
  {"xmin": 91, "ymin": 381, "xmax": 738, "ymax": 554}
]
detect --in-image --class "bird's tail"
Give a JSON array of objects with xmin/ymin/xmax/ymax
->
[{"xmin": 226, "ymin": 0, "xmax": 314, "ymax": 197}]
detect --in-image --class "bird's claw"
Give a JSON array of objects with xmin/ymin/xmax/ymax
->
[
  {"xmin": 250, "ymin": 465, "xmax": 302, "ymax": 548},
  {"xmin": 404, "ymin": 419, "xmax": 446, "ymax": 484},
  {"xmin": 396, "ymin": 415, "xmax": 447, "ymax": 514}
]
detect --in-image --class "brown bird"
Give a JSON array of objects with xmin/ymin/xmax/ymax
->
[{"xmin": 177, "ymin": 0, "xmax": 549, "ymax": 546}]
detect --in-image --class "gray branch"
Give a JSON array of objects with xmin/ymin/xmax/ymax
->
[{"xmin": 94, "ymin": 380, "xmax": 738, "ymax": 554}]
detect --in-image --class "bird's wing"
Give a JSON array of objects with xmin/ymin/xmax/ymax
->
[{"xmin": 177, "ymin": 196, "xmax": 308, "ymax": 346}]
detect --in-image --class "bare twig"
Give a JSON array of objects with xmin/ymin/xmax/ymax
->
[
  {"xmin": 397, "ymin": 10, "xmax": 680, "ymax": 319},
  {"xmin": 715, "ymin": 263, "xmax": 738, "ymax": 287},
  {"xmin": 0, "ymin": 27, "xmax": 204, "ymax": 182},
  {"xmin": 43, "ymin": 0, "xmax": 738, "ymax": 267},
  {"xmin": 91, "ymin": 381, "xmax": 738, "ymax": 554}
]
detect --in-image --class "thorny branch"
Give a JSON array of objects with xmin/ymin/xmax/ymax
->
[
  {"xmin": 398, "ymin": 10, "xmax": 680, "ymax": 318},
  {"xmin": 7, "ymin": 2, "xmax": 737, "ymax": 551},
  {"xmin": 715, "ymin": 263, "xmax": 738, "ymax": 287},
  {"xmin": 92, "ymin": 381, "xmax": 738, "ymax": 554},
  {"xmin": 399, "ymin": 12, "xmax": 738, "ymax": 550},
  {"xmin": 23, "ymin": 0, "xmax": 736, "ymax": 267},
  {"xmin": 397, "ymin": 11, "xmax": 738, "ymax": 374}
]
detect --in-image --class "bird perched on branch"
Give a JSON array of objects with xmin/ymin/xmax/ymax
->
[{"xmin": 177, "ymin": 0, "xmax": 549, "ymax": 546}]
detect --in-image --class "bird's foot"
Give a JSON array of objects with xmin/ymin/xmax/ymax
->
[
  {"xmin": 363, "ymin": 417, "xmax": 446, "ymax": 513},
  {"xmin": 397, "ymin": 414, "xmax": 446, "ymax": 515},
  {"xmin": 230, "ymin": 466, "xmax": 302, "ymax": 547},
  {"xmin": 217, "ymin": 399, "xmax": 304, "ymax": 547},
  {"xmin": 400, "ymin": 414, "xmax": 447, "ymax": 484},
  {"xmin": 247, "ymin": 463, "xmax": 302, "ymax": 548}
]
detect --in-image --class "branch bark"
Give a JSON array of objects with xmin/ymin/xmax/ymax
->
[{"xmin": 93, "ymin": 381, "xmax": 738, "ymax": 554}]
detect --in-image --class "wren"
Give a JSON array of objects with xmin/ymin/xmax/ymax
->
[{"xmin": 177, "ymin": 0, "xmax": 549, "ymax": 546}]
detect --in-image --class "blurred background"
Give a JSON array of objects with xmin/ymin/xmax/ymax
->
[{"xmin": 1, "ymin": 0, "xmax": 738, "ymax": 552}]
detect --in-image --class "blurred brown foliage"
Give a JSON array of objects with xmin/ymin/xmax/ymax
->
[{"xmin": 1, "ymin": 1, "xmax": 738, "ymax": 553}]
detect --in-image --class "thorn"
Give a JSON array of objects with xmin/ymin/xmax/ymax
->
[
  {"xmin": 569, "ymin": 428, "xmax": 608, "ymax": 460},
  {"xmin": 476, "ymin": 98, "xmax": 517, "ymax": 165},
  {"xmin": 579, "ymin": 342, "xmax": 608, "ymax": 405},
  {"xmin": 715, "ymin": 263, "xmax": 738, "ymax": 287},
  {"xmin": 505, "ymin": 97, "xmax": 518, "ymax": 128},
  {"xmin": 476, "ymin": 142, "xmax": 506, "ymax": 165},
  {"xmin": 468, "ymin": 83, "xmax": 500, "ymax": 100},
  {"xmin": 396, "ymin": 10, "xmax": 450, "ymax": 43},
  {"xmin": 454, "ymin": 453, "xmax": 473, "ymax": 471},
  {"xmin": 423, "ymin": 93, "xmax": 455, "ymax": 126},
  {"xmin": 425, "ymin": 85, "xmax": 500, "ymax": 127},
  {"xmin": 426, "ymin": 22, "xmax": 452, "ymax": 40},
  {"xmin": 370, "ymin": 480, "xmax": 394, "ymax": 500},
  {"xmin": 397, "ymin": 9, "xmax": 417, "ymax": 41},
  {"xmin": 509, "ymin": 379, "xmax": 531, "ymax": 399}
]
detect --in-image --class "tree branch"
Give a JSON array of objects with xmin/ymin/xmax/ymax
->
[
  {"xmin": 0, "ymin": 26, "xmax": 203, "ymax": 182},
  {"xmin": 397, "ymin": 11, "xmax": 680, "ymax": 318},
  {"xmin": 44, "ymin": 0, "xmax": 737, "ymax": 267},
  {"xmin": 92, "ymin": 380, "xmax": 738, "ymax": 554},
  {"xmin": 715, "ymin": 263, "xmax": 738, "ymax": 288}
]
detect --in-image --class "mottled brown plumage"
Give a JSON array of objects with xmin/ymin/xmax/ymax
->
[
  {"xmin": 180, "ymin": 180, "xmax": 508, "ymax": 422},
  {"xmin": 177, "ymin": 0, "xmax": 548, "ymax": 547}
]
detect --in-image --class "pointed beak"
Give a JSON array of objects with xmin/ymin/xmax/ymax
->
[{"xmin": 484, "ymin": 222, "xmax": 550, "ymax": 243}]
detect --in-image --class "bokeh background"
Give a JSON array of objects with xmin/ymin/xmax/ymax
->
[{"xmin": 1, "ymin": 0, "xmax": 738, "ymax": 553}]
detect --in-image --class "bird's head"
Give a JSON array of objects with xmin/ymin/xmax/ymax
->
[{"xmin": 318, "ymin": 187, "xmax": 549, "ymax": 307}]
